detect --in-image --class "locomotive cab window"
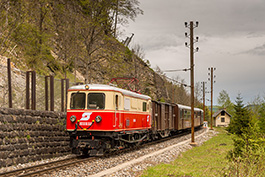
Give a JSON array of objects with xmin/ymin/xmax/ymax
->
[
  {"xmin": 115, "ymin": 95, "xmax": 119, "ymax": 110},
  {"xmin": 70, "ymin": 92, "xmax": 85, "ymax": 109},
  {"xmin": 87, "ymin": 93, "xmax": 105, "ymax": 109}
]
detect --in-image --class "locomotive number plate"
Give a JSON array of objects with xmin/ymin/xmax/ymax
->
[{"xmin": 80, "ymin": 122, "xmax": 92, "ymax": 126}]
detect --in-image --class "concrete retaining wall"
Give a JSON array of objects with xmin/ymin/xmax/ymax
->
[{"xmin": 0, "ymin": 108, "xmax": 70, "ymax": 168}]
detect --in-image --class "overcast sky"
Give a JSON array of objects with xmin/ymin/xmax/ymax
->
[{"xmin": 120, "ymin": 0, "xmax": 265, "ymax": 105}]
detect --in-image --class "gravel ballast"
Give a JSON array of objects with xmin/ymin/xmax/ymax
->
[{"xmin": 0, "ymin": 128, "xmax": 217, "ymax": 177}]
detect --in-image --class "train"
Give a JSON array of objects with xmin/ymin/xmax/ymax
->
[{"xmin": 66, "ymin": 84, "xmax": 203, "ymax": 156}]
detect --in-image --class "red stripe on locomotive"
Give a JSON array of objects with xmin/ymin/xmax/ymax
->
[{"xmin": 66, "ymin": 110, "xmax": 151, "ymax": 131}]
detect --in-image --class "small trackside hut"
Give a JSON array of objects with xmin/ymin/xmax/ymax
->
[
  {"xmin": 213, "ymin": 109, "xmax": 231, "ymax": 127},
  {"xmin": 66, "ymin": 84, "xmax": 152, "ymax": 156}
]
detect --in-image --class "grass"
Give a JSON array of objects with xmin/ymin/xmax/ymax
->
[{"xmin": 141, "ymin": 127, "xmax": 234, "ymax": 177}]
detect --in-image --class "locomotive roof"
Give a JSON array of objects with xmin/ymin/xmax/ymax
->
[{"xmin": 68, "ymin": 84, "xmax": 151, "ymax": 100}]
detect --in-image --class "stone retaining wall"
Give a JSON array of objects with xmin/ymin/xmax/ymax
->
[{"xmin": 0, "ymin": 108, "xmax": 70, "ymax": 168}]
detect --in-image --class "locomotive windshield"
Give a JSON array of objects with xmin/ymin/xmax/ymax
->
[
  {"xmin": 70, "ymin": 93, "xmax": 85, "ymax": 109},
  {"xmin": 87, "ymin": 93, "xmax": 105, "ymax": 109}
]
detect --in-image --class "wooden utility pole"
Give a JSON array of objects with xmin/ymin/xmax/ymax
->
[
  {"xmin": 190, "ymin": 22, "xmax": 195, "ymax": 144},
  {"xmin": 7, "ymin": 58, "xmax": 12, "ymax": 108},
  {"xmin": 201, "ymin": 81, "xmax": 206, "ymax": 122},
  {"xmin": 185, "ymin": 21, "xmax": 199, "ymax": 145},
  {"xmin": 208, "ymin": 67, "xmax": 216, "ymax": 130},
  {"xmin": 211, "ymin": 68, "xmax": 213, "ymax": 129}
]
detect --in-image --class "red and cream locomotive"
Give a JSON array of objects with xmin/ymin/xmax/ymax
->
[
  {"xmin": 66, "ymin": 84, "xmax": 152, "ymax": 156},
  {"xmin": 66, "ymin": 84, "xmax": 203, "ymax": 156}
]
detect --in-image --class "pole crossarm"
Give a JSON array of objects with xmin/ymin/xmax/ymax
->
[
  {"xmin": 164, "ymin": 75, "xmax": 190, "ymax": 87},
  {"xmin": 163, "ymin": 68, "xmax": 191, "ymax": 72}
]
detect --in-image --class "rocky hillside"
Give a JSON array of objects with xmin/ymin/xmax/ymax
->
[{"xmin": 0, "ymin": 0, "xmax": 196, "ymax": 110}]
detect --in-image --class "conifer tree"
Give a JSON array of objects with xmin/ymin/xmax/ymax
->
[{"xmin": 227, "ymin": 93, "xmax": 252, "ymax": 136}]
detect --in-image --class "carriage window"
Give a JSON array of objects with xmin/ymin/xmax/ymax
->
[
  {"xmin": 180, "ymin": 109, "xmax": 182, "ymax": 118},
  {"xmin": 143, "ymin": 102, "xmax": 147, "ymax": 111},
  {"xmin": 87, "ymin": 93, "xmax": 105, "ymax": 109},
  {"xmin": 70, "ymin": 93, "xmax": 85, "ymax": 109}
]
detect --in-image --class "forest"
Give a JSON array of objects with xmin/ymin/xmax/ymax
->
[{"xmin": 0, "ymin": 0, "xmax": 144, "ymax": 78}]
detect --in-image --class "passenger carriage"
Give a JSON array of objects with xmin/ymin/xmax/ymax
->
[
  {"xmin": 151, "ymin": 102, "xmax": 203, "ymax": 138},
  {"xmin": 175, "ymin": 104, "xmax": 203, "ymax": 130}
]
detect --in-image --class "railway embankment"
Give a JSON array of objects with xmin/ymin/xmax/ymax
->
[{"xmin": 0, "ymin": 108, "xmax": 70, "ymax": 168}]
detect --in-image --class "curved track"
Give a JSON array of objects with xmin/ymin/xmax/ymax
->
[{"xmin": 0, "ymin": 127, "xmax": 203, "ymax": 177}]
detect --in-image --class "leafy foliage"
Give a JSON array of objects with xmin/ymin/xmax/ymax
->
[
  {"xmin": 258, "ymin": 103, "xmax": 265, "ymax": 134},
  {"xmin": 0, "ymin": 0, "xmax": 143, "ymax": 76},
  {"xmin": 224, "ymin": 94, "xmax": 265, "ymax": 176},
  {"xmin": 217, "ymin": 89, "xmax": 234, "ymax": 116}
]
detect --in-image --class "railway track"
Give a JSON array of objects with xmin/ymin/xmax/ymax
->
[
  {"xmin": 0, "ymin": 127, "xmax": 203, "ymax": 177},
  {"xmin": 0, "ymin": 156, "xmax": 95, "ymax": 177}
]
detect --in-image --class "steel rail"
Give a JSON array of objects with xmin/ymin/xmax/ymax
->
[{"xmin": 0, "ymin": 156, "xmax": 94, "ymax": 177}]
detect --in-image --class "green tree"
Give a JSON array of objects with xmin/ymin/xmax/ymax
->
[
  {"xmin": 225, "ymin": 94, "xmax": 265, "ymax": 176},
  {"xmin": 227, "ymin": 93, "xmax": 252, "ymax": 136},
  {"xmin": 0, "ymin": 0, "xmax": 143, "ymax": 76},
  {"xmin": 112, "ymin": 0, "xmax": 143, "ymax": 37},
  {"xmin": 258, "ymin": 103, "xmax": 265, "ymax": 135},
  {"xmin": 226, "ymin": 122, "xmax": 265, "ymax": 176},
  {"xmin": 0, "ymin": 0, "xmax": 25, "ymax": 57},
  {"xmin": 51, "ymin": 1, "xmax": 81, "ymax": 77},
  {"xmin": 217, "ymin": 90, "xmax": 234, "ymax": 115}
]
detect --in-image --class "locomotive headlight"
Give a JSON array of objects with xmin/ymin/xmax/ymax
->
[
  {"xmin": 70, "ymin": 115, "xmax": 76, "ymax": 123},
  {"xmin": 95, "ymin": 116, "xmax": 102, "ymax": 123}
]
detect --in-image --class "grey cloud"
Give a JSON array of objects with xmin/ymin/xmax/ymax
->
[
  {"xmin": 242, "ymin": 43, "xmax": 265, "ymax": 56},
  {"xmin": 137, "ymin": 34, "xmax": 183, "ymax": 51},
  {"xmin": 125, "ymin": 0, "xmax": 265, "ymax": 104}
]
